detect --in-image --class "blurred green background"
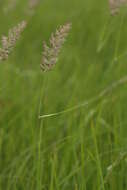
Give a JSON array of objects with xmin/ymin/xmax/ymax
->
[{"xmin": 0, "ymin": 0, "xmax": 127, "ymax": 189}]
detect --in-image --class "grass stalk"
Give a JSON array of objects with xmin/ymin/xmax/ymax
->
[{"xmin": 91, "ymin": 121, "xmax": 105, "ymax": 190}]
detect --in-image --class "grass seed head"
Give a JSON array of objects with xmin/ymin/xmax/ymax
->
[
  {"xmin": 4, "ymin": 0, "xmax": 18, "ymax": 13},
  {"xmin": 29, "ymin": 0, "xmax": 40, "ymax": 9},
  {"xmin": 109, "ymin": 0, "xmax": 127, "ymax": 15},
  {"xmin": 40, "ymin": 23, "xmax": 71, "ymax": 72},
  {"xmin": 0, "ymin": 21, "xmax": 27, "ymax": 61}
]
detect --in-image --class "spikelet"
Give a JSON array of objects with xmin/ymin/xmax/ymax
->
[
  {"xmin": 0, "ymin": 21, "xmax": 27, "ymax": 61},
  {"xmin": 109, "ymin": 0, "xmax": 127, "ymax": 15},
  {"xmin": 40, "ymin": 23, "xmax": 71, "ymax": 72}
]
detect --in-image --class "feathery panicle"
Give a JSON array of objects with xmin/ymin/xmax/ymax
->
[
  {"xmin": 26, "ymin": 0, "xmax": 40, "ymax": 15},
  {"xmin": 29, "ymin": 0, "xmax": 40, "ymax": 9},
  {"xmin": 109, "ymin": 0, "xmax": 127, "ymax": 15},
  {"xmin": 40, "ymin": 23, "xmax": 71, "ymax": 72},
  {"xmin": 4, "ymin": 0, "xmax": 18, "ymax": 13},
  {"xmin": 0, "ymin": 21, "xmax": 27, "ymax": 61}
]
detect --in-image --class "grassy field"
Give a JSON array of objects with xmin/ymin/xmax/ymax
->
[{"xmin": 0, "ymin": 0, "xmax": 127, "ymax": 189}]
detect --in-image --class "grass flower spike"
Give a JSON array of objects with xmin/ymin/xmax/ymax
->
[
  {"xmin": 40, "ymin": 23, "xmax": 71, "ymax": 72},
  {"xmin": 29, "ymin": 0, "xmax": 40, "ymax": 9},
  {"xmin": 109, "ymin": 0, "xmax": 127, "ymax": 15},
  {"xmin": 0, "ymin": 21, "xmax": 27, "ymax": 61},
  {"xmin": 4, "ymin": 0, "xmax": 18, "ymax": 13}
]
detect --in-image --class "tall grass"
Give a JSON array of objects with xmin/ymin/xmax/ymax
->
[{"xmin": 0, "ymin": 0, "xmax": 127, "ymax": 189}]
